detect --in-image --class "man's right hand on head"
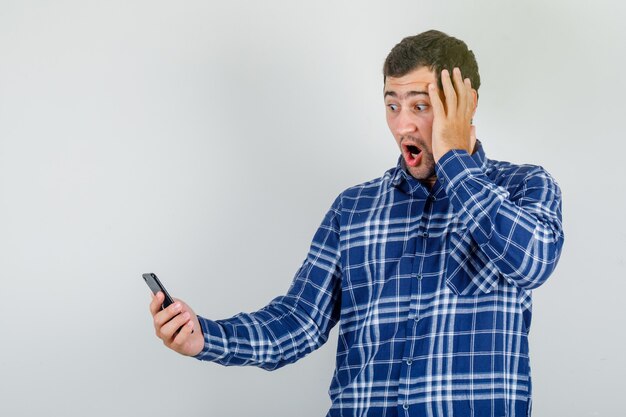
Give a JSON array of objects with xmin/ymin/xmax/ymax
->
[{"xmin": 150, "ymin": 292, "xmax": 204, "ymax": 357}]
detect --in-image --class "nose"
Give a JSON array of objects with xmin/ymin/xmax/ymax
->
[{"xmin": 395, "ymin": 109, "xmax": 417, "ymax": 136}]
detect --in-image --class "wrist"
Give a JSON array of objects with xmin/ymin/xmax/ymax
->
[
  {"xmin": 433, "ymin": 143, "xmax": 449, "ymax": 163},
  {"xmin": 434, "ymin": 142, "xmax": 473, "ymax": 163}
]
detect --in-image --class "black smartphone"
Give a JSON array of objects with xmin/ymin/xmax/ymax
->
[
  {"xmin": 142, "ymin": 272, "xmax": 175, "ymax": 309},
  {"xmin": 143, "ymin": 272, "xmax": 194, "ymax": 334}
]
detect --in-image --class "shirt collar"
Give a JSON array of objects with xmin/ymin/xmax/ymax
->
[{"xmin": 390, "ymin": 140, "xmax": 487, "ymax": 197}]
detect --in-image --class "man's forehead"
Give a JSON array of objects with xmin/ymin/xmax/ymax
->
[{"xmin": 384, "ymin": 67, "xmax": 436, "ymax": 93}]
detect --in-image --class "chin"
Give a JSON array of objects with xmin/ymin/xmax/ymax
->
[{"xmin": 408, "ymin": 166, "xmax": 436, "ymax": 182}]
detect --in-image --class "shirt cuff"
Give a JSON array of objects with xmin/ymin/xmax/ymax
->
[
  {"xmin": 436, "ymin": 149, "xmax": 491, "ymax": 242},
  {"xmin": 193, "ymin": 315, "xmax": 230, "ymax": 362},
  {"xmin": 435, "ymin": 149, "xmax": 482, "ymax": 190},
  {"xmin": 436, "ymin": 149, "xmax": 511, "ymax": 245}
]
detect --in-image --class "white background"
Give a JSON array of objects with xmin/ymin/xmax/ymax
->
[{"xmin": 1, "ymin": 1, "xmax": 624, "ymax": 416}]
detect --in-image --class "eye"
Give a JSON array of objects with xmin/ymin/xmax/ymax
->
[
  {"xmin": 387, "ymin": 103, "xmax": 398, "ymax": 112},
  {"xmin": 415, "ymin": 104, "xmax": 429, "ymax": 112}
]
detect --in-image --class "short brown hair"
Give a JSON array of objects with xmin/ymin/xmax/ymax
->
[{"xmin": 383, "ymin": 30, "xmax": 481, "ymax": 93}]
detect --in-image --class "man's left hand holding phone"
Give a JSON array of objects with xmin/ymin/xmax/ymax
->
[{"xmin": 144, "ymin": 273, "xmax": 204, "ymax": 357}]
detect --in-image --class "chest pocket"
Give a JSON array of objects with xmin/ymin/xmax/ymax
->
[{"xmin": 445, "ymin": 227, "xmax": 501, "ymax": 296}]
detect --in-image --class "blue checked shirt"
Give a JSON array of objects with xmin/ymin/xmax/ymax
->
[{"xmin": 195, "ymin": 143, "xmax": 564, "ymax": 417}]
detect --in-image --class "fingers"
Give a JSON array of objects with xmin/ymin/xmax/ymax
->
[
  {"xmin": 160, "ymin": 310, "xmax": 192, "ymax": 342},
  {"xmin": 173, "ymin": 298, "xmax": 195, "ymax": 333},
  {"xmin": 464, "ymin": 77, "xmax": 475, "ymax": 116},
  {"xmin": 151, "ymin": 294, "xmax": 191, "ymax": 343},
  {"xmin": 153, "ymin": 300, "xmax": 181, "ymax": 327},
  {"xmin": 149, "ymin": 291, "xmax": 164, "ymax": 316},
  {"xmin": 440, "ymin": 68, "xmax": 475, "ymax": 119},
  {"xmin": 453, "ymin": 68, "xmax": 468, "ymax": 115},
  {"xmin": 428, "ymin": 82, "xmax": 444, "ymax": 119},
  {"xmin": 171, "ymin": 320, "xmax": 195, "ymax": 350},
  {"xmin": 441, "ymin": 69, "xmax": 457, "ymax": 116}
]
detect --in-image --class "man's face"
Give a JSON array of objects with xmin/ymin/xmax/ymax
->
[{"xmin": 384, "ymin": 66, "xmax": 438, "ymax": 184}]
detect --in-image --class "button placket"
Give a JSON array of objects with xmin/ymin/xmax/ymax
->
[
  {"xmin": 401, "ymin": 193, "xmax": 431, "ymax": 415},
  {"xmin": 420, "ymin": 194, "xmax": 436, "ymax": 240}
]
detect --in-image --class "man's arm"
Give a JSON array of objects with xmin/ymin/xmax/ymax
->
[
  {"xmin": 151, "ymin": 196, "xmax": 344, "ymax": 370},
  {"xmin": 429, "ymin": 68, "xmax": 564, "ymax": 289},
  {"xmin": 436, "ymin": 150, "xmax": 563, "ymax": 289}
]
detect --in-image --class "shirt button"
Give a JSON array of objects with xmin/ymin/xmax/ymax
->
[
  {"xmin": 416, "ymin": 274, "xmax": 422, "ymax": 280},
  {"xmin": 406, "ymin": 359, "xmax": 413, "ymax": 365},
  {"xmin": 422, "ymin": 231, "xmax": 429, "ymax": 238},
  {"xmin": 403, "ymin": 403, "xmax": 409, "ymax": 410}
]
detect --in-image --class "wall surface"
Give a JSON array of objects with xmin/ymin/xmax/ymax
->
[{"xmin": 1, "ymin": 1, "xmax": 624, "ymax": 416}]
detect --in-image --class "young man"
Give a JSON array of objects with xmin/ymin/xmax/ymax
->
[{"xmin": 149, "ymin": 30, "xmax": 564, "ymax": 416}]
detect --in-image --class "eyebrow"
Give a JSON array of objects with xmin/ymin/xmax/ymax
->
[{"xmin": 384, "ymin": 90, "xmax": 430, "ymax": 99}]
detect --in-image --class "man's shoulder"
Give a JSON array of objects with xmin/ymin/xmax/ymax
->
[
  {"xmin": 484, "ymin": 157, "xmax": 559, "ymax": 193},
  {"xmin": 325, "ymin": 166, "xmax": 398, "ymax": 215},
  {"xmin": 338, "ymin": 166, "xmax": 397, "ymax": 201}
]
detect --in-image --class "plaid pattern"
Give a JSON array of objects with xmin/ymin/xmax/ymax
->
[{"xmin": 196, "ymin": 144, "xmax": 564, "ymax": 417}]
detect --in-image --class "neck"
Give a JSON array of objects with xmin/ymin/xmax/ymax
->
[{"xmin": 421, "ymin": 176, "xmax": 437, "ymax": 189}]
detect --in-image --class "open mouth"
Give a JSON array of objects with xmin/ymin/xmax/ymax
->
[
  {"xmin": 406, "ymin": 144, "xmax": 421, "ymax": 158},
  {"xmin": 403, "ymin": 143, "xmax": 423, "ymax": 167}
]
